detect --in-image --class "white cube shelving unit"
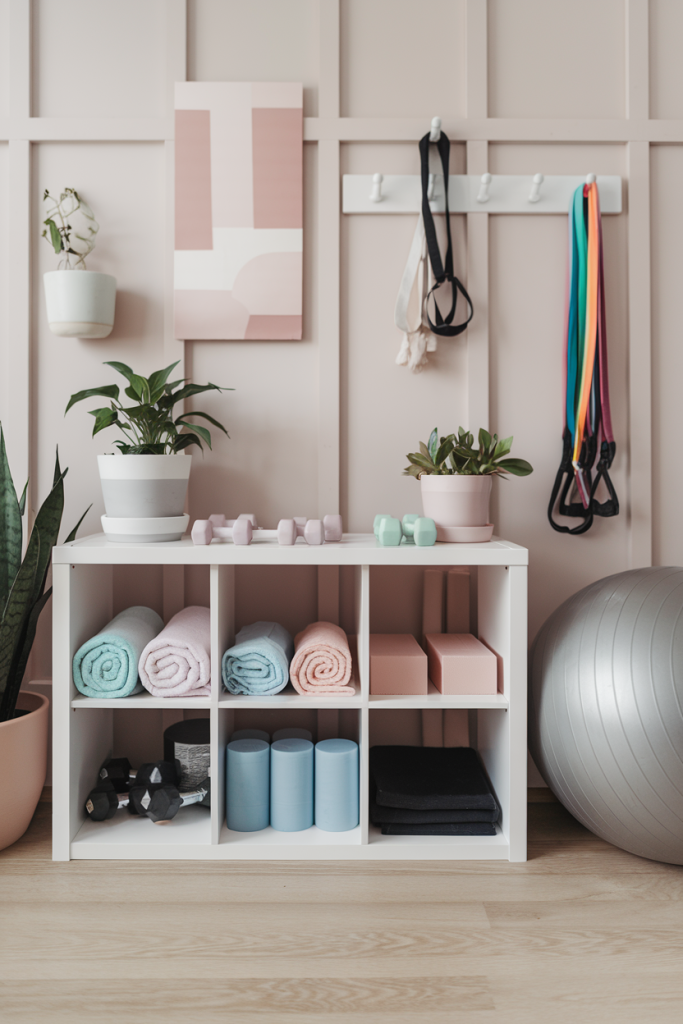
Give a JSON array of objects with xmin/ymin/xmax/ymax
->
[{"xmin": 52, "ymin": 533, "xmax": 528, "ymax": 862}]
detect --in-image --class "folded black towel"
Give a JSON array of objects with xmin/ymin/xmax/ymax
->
[
  {"xmin": 381, "ymin": 823, "xmax": 497, "ymax": 836},
  {"xmin": 370, "ymin": 746, "xmax": 498, "ymax": 811},
  {"xmin": 370, "ymin": 799, "xmax": 499, "ymax": 825}
]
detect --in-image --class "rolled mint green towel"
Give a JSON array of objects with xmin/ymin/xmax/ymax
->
[{"xmin": 73, "ymin": 606, "xmax": 164, "ymax": 698}]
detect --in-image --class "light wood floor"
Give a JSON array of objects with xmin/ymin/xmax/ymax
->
[{"xmin": 1, "ymin": 791, "xmax": 682, "ymax": 1023}]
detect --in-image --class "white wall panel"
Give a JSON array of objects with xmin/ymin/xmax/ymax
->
[
  {"xmin": 188, "ymin": 143, "xmax": 319, "ymax": 527},
  {"xmin": 33, "ymin": 143, "xmax": 166, "ymax": 534},
  {"xmin": 340, "ymin": 0, "xmax": 466, "ymax": 118},
  {"xmin": 0, "ymin": 0, "xmax": 9, "ymax": 117},
  {"xmin": 187, "ymin": 0, "xmax": 319, "ymax": 116},
  {"xmin": 341, "ymin": 142, "xmax": 468, "ymax": 533},
  {"xmin": 651, "ymin": 145, "xmax": 683, "ymax": 566},
  {"xmin": 488, "ymin": 144, "xmax": 629, "ymax": 641},
  {"xmin": 649, "ymin": 0, "xmax": 683, "ymax": 118},
  {"xmin": 32, "ymin": 0, "xmax": 166, "ymax": 117},
  {"xmin": 488, "ymin": 0, "xmax": 626, "ymax": 119}
]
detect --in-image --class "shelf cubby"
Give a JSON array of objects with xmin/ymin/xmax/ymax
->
[{"xmin": 52, "ymin": 533, "xmax": 527, "ymax": 862}]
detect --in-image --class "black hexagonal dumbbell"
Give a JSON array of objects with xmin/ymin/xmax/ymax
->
[
  {"xmin": 85, "ymin": 759, "xmax": 181, "ymax": 821},
  {"xmin": 129, "ymin": 778, "xmax": 211, "ymax": 824}
]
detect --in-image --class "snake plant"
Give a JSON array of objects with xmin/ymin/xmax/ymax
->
[
  {"xmin": 404, "ymin": 427, "xmax": 534, "ymax": 478},
  {"xmin": 0, "ymin": 425, "xmax": 88, "ymax": 722}
]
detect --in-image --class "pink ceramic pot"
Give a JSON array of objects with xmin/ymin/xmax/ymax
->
[
  {"xmin": 420, "ymin": 474, "xmax": 492, "ymax": 528},
  {"xmin": 0, "ymin": 691, "xmax": 49, "ymax": 851}
]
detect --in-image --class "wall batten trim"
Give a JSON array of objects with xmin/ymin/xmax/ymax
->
[
  {"xmin": 7, "ymin": 139, "xmax": 32, "ymax": 521},
  {"xmin": 317, "ymin": 0, "xmax": 341, "ymax": 514},
  {"xmin": 626, "ymin": 140, "xmax": 653, "ymax": 568}
]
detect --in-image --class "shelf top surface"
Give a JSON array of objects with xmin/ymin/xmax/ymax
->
[{"xmin": 53, "ymin": 532, "xmax": 528, "ymax": 566}]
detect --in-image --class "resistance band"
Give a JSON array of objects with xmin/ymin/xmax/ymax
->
[
  {"xmin": 419, "ymin": 131, "xmax": 473, "ymax": 337},
  {"xmin": 548, "ymin": 181, "xmax": 619, "ymax": 534}
]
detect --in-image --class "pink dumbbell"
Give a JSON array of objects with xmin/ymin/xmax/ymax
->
[
  {"xmin": 192, "ymin": 514, "xmax": 257, "ymax": 546},
  {"xmin": 191, "ymin": 513, "xmax": 343, "ymax": 547}
]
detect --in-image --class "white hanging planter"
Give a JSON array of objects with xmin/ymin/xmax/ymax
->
[{"xmin": 43, "ymin": 269, "xmax": 116, "ymax": 339}]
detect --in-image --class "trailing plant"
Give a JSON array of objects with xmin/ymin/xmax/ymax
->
[
  {"xmin": 404, "ymin": 427, "xmax": 534, "ymax": 478},
  {"xmin": 42, "ymin": 188, "xmax": 99, "ymax": 269},
  {"xmin": 65, "ymin": 361, "xmax": 231, "ymax": 455},
  {"xmin": 0, "ymin": 425, "xmax": 89, "ymax": 722}
]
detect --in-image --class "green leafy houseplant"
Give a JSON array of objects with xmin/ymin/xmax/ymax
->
[
  {"xmin": 42, "ymin": 188, "xmax": 99, "ymax": 269},
  {"xmin": 0, "ymin": 425, "xmax": 88, "ymax": 722},
  {"xmin": 65, "ymin": 361, "xmax": 231, "ymax": 454},
  {"xmin": 404, "ymin": 427, "xmax": 534, "ymax": 479}
]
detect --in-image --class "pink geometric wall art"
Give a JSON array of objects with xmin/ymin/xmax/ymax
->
[{"xmin": 174, "ymin": 82, "xmax": 303, "ymax": 340}]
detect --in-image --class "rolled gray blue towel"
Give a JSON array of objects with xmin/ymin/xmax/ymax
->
[{"xmin": 222, "ymin": 621, "xmax": 294, "ymax": 696}]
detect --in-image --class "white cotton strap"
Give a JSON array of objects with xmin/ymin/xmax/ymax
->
[{"xmin": 395, "ymin": 214, "xmax": 436, "ymax": 373}]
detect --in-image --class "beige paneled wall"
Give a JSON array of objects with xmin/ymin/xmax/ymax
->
[
  {"xmin": 0, "ymin": 0, "xmax": 8, "ymax": 118},
  {"xmin": 32, "ymin": 0, "xmax": 167, "ymax": 118},
  {"xmin": 488, "ymin": 0, "xmax": 626, "ymax": 118},
  {"xmin": 3, "ymin": 0, "xmax": 683, "ymax": 711},
  {"xmin": 188, "ymin": 0, "xmax": 320, "ymax": 116},
  {"xmin": 340, "ymin": 0, "xmax": 467, "ymax": 118},
  {"xmin": 649, "ymin": 0, "xmax": 683, "ymax": 118},
  {"xmin": 340, "ymin": 142, "xmax": 468, "ymax": 530}
]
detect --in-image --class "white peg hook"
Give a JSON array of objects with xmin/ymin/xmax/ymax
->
[
  {"xmin": 586, "ymin": 173, "xmax": 596, "ymax": 185},
  {"xmin": 528, "ymin": 173, "xmax": 544, "ymax": 203},
  {"xmin": 427, "ymin": 173, "xmax": 436, "ymax": 202},
  {"xmin": 476, "ymin": 173, "xmax": 492, "ymax": 204},
  {"xmin": 370, "ymin": 173, "xmax": 384, "ymax": 203},
  {"xmin": 429, "ymin": 116, "xmax": 441, "ymax": 142}
]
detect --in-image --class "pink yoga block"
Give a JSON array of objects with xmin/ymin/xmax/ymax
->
[
  {"xmin": 425, "ymin": 634, "xmax": 497, "ymax": 695},
  {"xmin": 370, "ymin": 634, "xmax": 428, "ymax": 695}
]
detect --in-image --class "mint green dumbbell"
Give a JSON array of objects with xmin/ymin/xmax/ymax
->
[
  {"xmin": 412, "ymin": 517, "xmax": 437, "ymax": 547},
  {"xmin": 377, "ymin": 516, "xmax": 403, "ymax": 546},
  {"xmin": 402, "ymin": 514, "xmax": 437, "ymax": 546},
  {"xmin": 373, "ymin": 514, "xmax": 393, "ymax": 538},
  {"xmin": 401, "ymin": 514, "xmax": 420, "ymax": 542}
]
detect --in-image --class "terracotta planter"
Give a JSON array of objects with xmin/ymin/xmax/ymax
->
[
  {"xmin": 420, "ymin": 475, "xmax": 493, "ymax": 541},
  {"xmin": 0, "ymin": 691, "xmax": 49, "ymax": 851}
]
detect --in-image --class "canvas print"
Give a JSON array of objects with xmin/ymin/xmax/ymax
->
[{"xmin": 174, "ymin": 82, "xmax": 303, "ymax": 340}]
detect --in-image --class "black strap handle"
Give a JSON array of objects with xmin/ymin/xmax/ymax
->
[
  {"xmin": 547, "ymin": 430, "xmax": 594, "ymax": 534},
  {"xmin": 419, "ymin": 132, "xmax": 474, "ymax": 337}
]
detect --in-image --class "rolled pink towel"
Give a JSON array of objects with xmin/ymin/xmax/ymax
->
[
  {"xmin": 139, "ymin": 606, "xmax": 211, "ymax": 697},
  {"xmin": 290, "ymin": 621, "xmax": 354, "ymax": 695}
]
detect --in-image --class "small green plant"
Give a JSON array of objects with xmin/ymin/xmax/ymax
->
[
  {"xmin": 0, "ymin": 426, "xmax": 89, "ymax": 721},
  {"xmin": 42, "ymin": 188, "xmax": 99, "ymax": 269},
  {"xmin": 65, "ymin": 361, "xmax": 231, "ymax": 455},
  {"xmin": 404, "ymin": 427, "xmax": 534, "ymax": 478}
]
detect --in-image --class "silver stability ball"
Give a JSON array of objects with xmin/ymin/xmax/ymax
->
[{"xmin": 529, "ymin": 566, "xmax": 683, "ymax": 864}]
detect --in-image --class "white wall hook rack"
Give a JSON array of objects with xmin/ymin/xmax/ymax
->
[
  {"xmin": 429, "ymin": 116, "xmax": 441, "ymax": 142},
  {"xmin": 342, "ymin": 174, "xmax": 622, "ymax": 215}
]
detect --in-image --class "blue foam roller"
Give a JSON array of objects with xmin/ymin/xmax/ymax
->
[
  {"xmin": 272, "ymin": 727, "xmax": 313, "ymax": 742},
  {"xmin": 231, "ymin": 728, "xmax": 270, "ymax": 742},
  {"xmin": 315, "ymin": 739, "xmax": 359, "ymax": 832},
  {"xmin": 226, "ymin": 739, "xmax": 270, "ymax": 832},
  {"xmin": 270, "ymin": 738, "xmax": 314, "ymax": 832}
]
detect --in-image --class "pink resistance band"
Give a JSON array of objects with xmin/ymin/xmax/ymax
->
[{"xmin": 548, "ymin": 181, "xmax": 619, "ymax": 535}]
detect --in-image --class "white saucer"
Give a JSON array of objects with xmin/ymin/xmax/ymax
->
[
  {"xmin": 101, "ymin": 514, "xmax": 189, "ymax": 544},
  {"xmin": 436, "ymin": 523, "xmax": 494, "ymax": 543}
]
